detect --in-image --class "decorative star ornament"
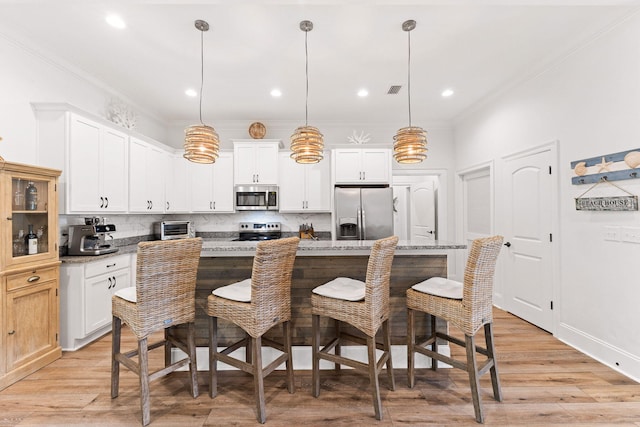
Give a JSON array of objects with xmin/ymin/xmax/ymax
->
[{"xmin": 596, "ymin": 156, "xmax": 613, "ymax": 173}]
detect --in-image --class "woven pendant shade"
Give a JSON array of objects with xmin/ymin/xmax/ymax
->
[
  {"xmin": 184, "ymin": 124, "xmax": 219, "ymax": 163},
  {"xmin": 394, "ymin": 20, "xmax": 427, "ymax": 164},
  {"xmin": 393, "ymin": 126, "xmax": 427, "ymax": 164},
  {"xmin": 183, "ymin": 20, "xmax": 218, "ymax": 164},
  {"xmin": 290, "ymin": 20, "xmax": 324, "ymax": 164},
  {"xmin": 290, "ymin": 125, "xmax": 324, "ymax": 164}
]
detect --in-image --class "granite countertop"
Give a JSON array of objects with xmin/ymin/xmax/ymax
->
[{"xmin": 61, "ymin": 238, "xmax": 465, "ymax": 263}]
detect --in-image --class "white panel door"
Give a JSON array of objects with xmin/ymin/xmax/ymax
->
[
  {"xmin": 410, "ymin": 181, "xmax": 436, "ymax": 242},
  {"xmin": 503, "ymin": 149, "xmax": 554, "ymax": 331}
]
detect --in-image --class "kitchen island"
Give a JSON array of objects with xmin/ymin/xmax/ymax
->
[{"xmin": 191, "ymin": 239, "xmax": 465, "ymax": 348}]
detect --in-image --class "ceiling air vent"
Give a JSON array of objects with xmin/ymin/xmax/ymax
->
[{"xmin": 387, "ymin": 85, "xmax": 402, "ymax": 95}]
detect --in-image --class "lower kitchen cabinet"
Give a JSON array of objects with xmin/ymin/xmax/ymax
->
[
  {"xmin": 60, "ymin": 254, "xmax": 131, "ymax": 351},
  {"xmin": 1, "ymin": 263, "xmax": 61, "ymax": 391}
]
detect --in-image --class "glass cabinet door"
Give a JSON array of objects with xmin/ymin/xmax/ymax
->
[{"xmin": 3, "ymin": 166, "xmax": 59, "ymax": 269}]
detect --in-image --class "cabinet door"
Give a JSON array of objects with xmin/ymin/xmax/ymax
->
[
  {"xmin": 211, "ymin": 152, "xmax": 234, "ymax": 212},
  {"xmin": 84, "ymin": 274, "xmax": 113, "ymax": 335},
  {"xmin": 146, "ymin": 146, "xmax": 166, "ymax": 212},
  {"xmin": 5, "ymin": 279, "xmax": 58, "ymax": 371},
  {"xmin": 254, "ymin": 143, "xmax": 279, "ymax": 184},
  {"xmin": 305, "ymin": 155, "xmax": 332, "ymax": 211},
  {"xmin": 278, "ymin": 152, "xmax": 306, "ymax": 212},
  {"xmin": 234, "ymin": 143, "xmax": 257, "ymax": 184},
  {"xmin": 334, "ymin": 149, "xmax": 363, "ymax": 183},
  {"xmin": 165, "ymin": 154, "xmax": 189, "ymax": 212},
  {"xmin": 68, "ymin": 115, "xmax": 101, "ymax": 212},
  {"xmin": 128, "ymin": 138, "xmax": 148, "ymax": 212},
  {"xmin": 100, "ymin": 127, "xmax": 128, "ymax": 212},
  {"xmin": 189, "ymin": 162, "xmax": 215, "ymax": 211},
  {"xmin": 361, "ymin": 149, "xmax": 390, "ymax": 183}
]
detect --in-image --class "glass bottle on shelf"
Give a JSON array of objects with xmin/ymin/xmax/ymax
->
[
  {"xmin": 25, "ymin": 224, "xmax": 38, "ymax": 255},
  {"xmin": 25, "ymin": 181, "xmax": 38, "ymax": 210},
  {"xmin": 14, "ymin": 178, "xmax": 24, "ymax": 210},
  {"xmin": 13, "ymin": 229, "xmax": 25, "ymax": 257}
]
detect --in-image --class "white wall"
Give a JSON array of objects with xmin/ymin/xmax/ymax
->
[
  {"xmin": 0, "ymin": 33, "xmax": 167, "ymax": 165},
  {"xmin": 454, "ymin": 12, "xmax": 640, "ymax": 380}
]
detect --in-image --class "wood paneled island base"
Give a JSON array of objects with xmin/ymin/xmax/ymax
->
[{"xmin": 184, "ymin": 254, "xmax": 449, "ymax": 348}]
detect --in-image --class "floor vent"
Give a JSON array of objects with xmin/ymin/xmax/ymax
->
[{"xmin": 387, "ymin": 85, "xmax": 402, "ymax": 94}]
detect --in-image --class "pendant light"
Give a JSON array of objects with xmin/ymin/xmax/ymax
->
[
  {"xmin": 184, "ymin": 19, "xmax": 219, "ymax": 164},
  {"xmin": 290, "ymin": 20, "xmax": 324, "ymax": 164},
  {"xmin": 393, "ymin": 20, "xmax": 427, "ymax": 164}
]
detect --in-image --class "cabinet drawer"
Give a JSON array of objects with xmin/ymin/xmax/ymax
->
[
  {"xmin": 84, "ymin": 254, "xmax": 130, "ymax": 278},
  {"xmin": 6, "ymin": 266, "xmax": 58, "ymax": 292}
]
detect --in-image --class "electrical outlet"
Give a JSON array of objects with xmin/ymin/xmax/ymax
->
[
  {"xmin": 604, "ymin": 226, "xmax": 620, "ymax": 242},
  {"xmin": 620, "ymin": 226, "xmax": 640, "ymax": 244}
]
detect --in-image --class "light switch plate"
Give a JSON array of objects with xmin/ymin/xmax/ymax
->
[
  {"xmin": 620, "ymin": 226, "xmax": 640, "ymax": 244},
  {"xmin": 604, "ymin": 226, "xmax": 620, "ymax": 242}
]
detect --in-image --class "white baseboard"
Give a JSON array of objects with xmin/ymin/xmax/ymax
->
[{"xmin": 172, "ymin": 344, "xmax": 451, "ymax": 371}]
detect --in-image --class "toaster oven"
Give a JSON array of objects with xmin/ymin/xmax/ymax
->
[{"xmin": 154, "ymin": 221, "xmax": 194, "ymax": 240}]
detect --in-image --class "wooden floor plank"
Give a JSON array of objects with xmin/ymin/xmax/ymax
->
[{"xmin": 0, "ymin": 308, "xmax": 638, "ymax": 425}]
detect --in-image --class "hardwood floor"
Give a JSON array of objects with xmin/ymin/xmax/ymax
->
[{"xmin": 1, "ymin": 308, "xmax": 639, "ymax": 426}]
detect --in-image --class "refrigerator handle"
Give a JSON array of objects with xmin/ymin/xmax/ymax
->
[
  {"xmin": 360, "ymin": 208, "xmax": 366, "ymax": 240},
  {"xmin": 357, "ymin": 208, "xmax": 362, "ymax": 240}
]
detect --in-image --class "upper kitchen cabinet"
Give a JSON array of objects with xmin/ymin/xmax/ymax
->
[
  {"xmin": 278, "ymin": 151, "xmax": 331, "ymax": 212},
  {"xmin": 33, "ymin": 105, "xmax": 128, "ymax": 214},
  {"xmin": 128, "ymin": 137, "xmax": 166, "ymax": 213},
  {"xmin": 233, "ymin": 140, "xmax": 281, "ymax": 185},
  {"xmin": 165, "ymin": 153, "xmax": 190, "ymax": 213},
  {"xmin": 333, "ymin": 148, "xmax": 391, "ymax": 184},
  {"xmin": 189, "ymin": 151, "xmax": 234, "ymax": 212}
]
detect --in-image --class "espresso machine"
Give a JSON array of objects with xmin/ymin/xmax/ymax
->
[{"xmin": 68, "ymin": 218, "xmax": 118, "ymax": 256}]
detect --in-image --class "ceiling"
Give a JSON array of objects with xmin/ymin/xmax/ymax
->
[{"xmin": 0, "ymin": 1, "xmax": 637, "ymax": 138}]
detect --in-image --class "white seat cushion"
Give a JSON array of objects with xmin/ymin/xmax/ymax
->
[
  {"xmin": 312, "ymin": 277, "xmax": 365, "ymax": 301},
  {"xmin": 212, "ymin": 278, "xmax": 252, "ymax": 302},
  {"xmin": 114, "ymin": 286, "xmax": 137, "ymax": 303},
  {"xmin": 411, "ymin": 277, "xmax": 463, "ymax": 300}
]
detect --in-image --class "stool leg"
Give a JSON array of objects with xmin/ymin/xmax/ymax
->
[
  {"xmin": 138, "ymin": 337, "xmax": 151, "ymax": 427},
  {"xmin": 382, "ymin": 319, "xmax": 395, "ymax": 391},
  {"xmin": 111, "ymin": 316, "xmax": 121, "ymax": 398},
  {"xmin": 334, "ymin": 318, "xmax": 341, "ymax": 371},
  {"xmin": 465, "ymin": 334, "xmax": 484, "ymax": 424},
  {"xmin": 208, "ymin": 316, "xmax": 218, "ymax": 398},
  {"xmin": 312, "ymin": 314, "xmax": 321, "ymax": 398},
  {"xmin": 283, "ymin": 320, "xmax": 295, "ymax": 394},
  {"xmin": 164, "ymin": 328, "xmax": 171, "ymax": 368},
  {"xmin": 187, "ymin": 322, "xmax": 199, "ymax": 398},
  {"xmin": 484, "ymin": 322, "xmax": 502, "ymax": 402},
  {"xmin": 407, "ymin": 308, "xmax": 415, "ymax": 388},
  {"xmin": 246, "ymin": 332, "xmax": 252, "ymax": 364},
  {"xmin": 430, "ymin": 314, "xmax": 438, "ymax": 370},
  {"xmin": 367, "ymin": 335, "xmax": 383, "ymax": 420},
  {"xmin": 253, "ymin": 336, "xmax": 266, "ymax": 424}
]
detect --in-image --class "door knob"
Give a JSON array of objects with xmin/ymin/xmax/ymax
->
[{"xmin": 504, "ymin": 242, "xmax": 511, "ymax": 247}]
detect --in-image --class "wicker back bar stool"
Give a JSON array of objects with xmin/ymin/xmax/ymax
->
[
  {"xmin": 311, "ymin": 235, "xmax": 398, "ymax": 421},
  {"xmin": 407, "ymin": 235, "xmax": 504, "ymax": 423},
  {"xmin": 111, "ymin": 237, "xmax": 203, "ymax": 426},
  {"xmin": 206, "ymin": 236, "xmax": 300, "ymax": 424}
]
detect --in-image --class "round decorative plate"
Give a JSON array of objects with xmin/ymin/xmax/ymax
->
[{"xmin": 249, "ymin": 122, "xmax": 266, "ymax": 139}]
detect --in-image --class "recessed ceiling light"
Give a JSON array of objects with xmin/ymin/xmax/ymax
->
[
  {"xmin": 185, "ymin": 89, "xmax": 197, "ymax": 97},
  {"xmin": 357, "ymin": 89, "xmax": 369, "ymax": 97},
  {"xmin": 105, "ymin": 14, "xmax": 126, "ymax": 29},
  {"xmin": 441, "ymin": 88, "xmax": 454, "ymax": 98},
  {"xmin": 270, "ymin": 88, "xmax": 282, "ymax": 97}
]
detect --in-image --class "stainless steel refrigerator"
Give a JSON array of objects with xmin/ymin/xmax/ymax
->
[{"xmin": 335, "ymin": 186, "xmax": 394, "ymax": 240}]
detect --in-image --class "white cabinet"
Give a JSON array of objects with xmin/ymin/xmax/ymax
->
[
  {"xmin": 165, "ymin": 153, "xmax": 190, "ymax": 213},
  {"xmin": 128, "ymin": 137, "xmax": 166, "ymax": 213},
  {"xmin": 60, "ymin": 254, "xmax": 131, "ymax": 351},
  {"xmin": 189, "ymin": 151, "xmax": 234, "ymax": 212},
  {"xmin": 279, "ymin": 151, "xmax": 331, "ymax": 212},
  {"xmin": 67, "ymin": 114, "xmax": 129, "ymax": 212},
  {"xmin": 333, "ymin": 148, "xmax": 391, "ymax": 184},
  {"xmin": 234, "ymin": 140, "xmax": 279, "ymax": 185}
]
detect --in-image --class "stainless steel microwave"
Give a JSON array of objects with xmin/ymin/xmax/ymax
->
[
  {"xmin": 154, "ymin": 221, "xmax": 194, "ymax": 240},
  {"xmin": 234, "ymin": 185, "xmax": 278, "ymax": 211}
]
